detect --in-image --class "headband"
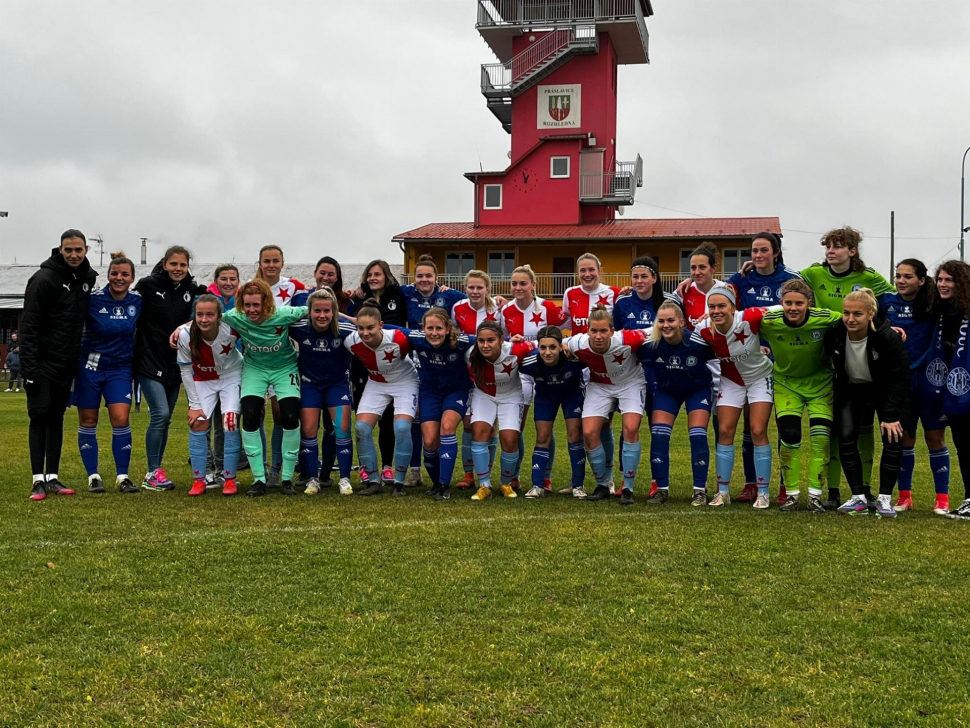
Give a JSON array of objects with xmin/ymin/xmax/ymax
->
[{"xmin": 707, "ymin": 284, "xmax": 736, "ymax": 306}]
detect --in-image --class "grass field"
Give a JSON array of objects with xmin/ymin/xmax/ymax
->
[{"xmin": 0, "ymin": 390, "xmax": 968, "ymax": 727}]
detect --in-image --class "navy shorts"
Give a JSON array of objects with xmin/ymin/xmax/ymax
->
[
  {"xmin": 73, "ymin": 366, "xmax": 133, "ymax": 409},
  {"xmin": 652, "ymin": 386, "xmax": 714, "ymax": 417},
  {"xmin": 533, "ymin": 388, "xmax": 584, "ymax": 422},
  {"xmin": 910, "ymin": 371, "xmax": 949, "ymax": 432},
  {"xmin": 419, "ymin": 388, "xmax": 469, "ymax": 421},
  {"xmin": 300, "ymin": 379, "xmax": 353, "ymax": 410}
]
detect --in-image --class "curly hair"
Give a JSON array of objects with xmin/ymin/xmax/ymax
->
[
  {"xmin": 934, "ymin": 260, "xmax": 970, "ymax": 318},
  {"xmin": 820, "ymin": 226, "xmax": 866, "ymax": 272},
  {"xmin": 235, "ymin": 278, "xmax": 276, "ymax": 320}
]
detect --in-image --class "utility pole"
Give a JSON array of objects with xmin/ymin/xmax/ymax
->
[
  {"xmin": 889, "ymin": 211, "xmax": 894, "ymax": 273},
  {"xmin": 90, "ymin": 235, "xmax": 105, "ymax": 267}
]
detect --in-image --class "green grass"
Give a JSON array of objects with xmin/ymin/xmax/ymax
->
[{"xmin": 0, "ymin": 391, "xmax": 967, "ymax": 727}]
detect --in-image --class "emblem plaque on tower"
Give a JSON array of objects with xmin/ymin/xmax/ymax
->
[{"xmin": 537, "ymin": 85, "xmax": 581, "ymax": 129}]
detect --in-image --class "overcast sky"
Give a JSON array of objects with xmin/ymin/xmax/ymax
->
[{"xmin": 1, "ymin": 0, "xmax": 968, "ymax": 274}]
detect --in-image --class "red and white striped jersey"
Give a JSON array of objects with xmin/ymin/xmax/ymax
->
[
  {"xmin": 502, "ymin": 297, "xmax": 568, "ymax": 340},
  {"xmin": 270, "ymin": 276, "xmax": 306, "ymax": 305},
  {"xmin": 564, "ymin": 330, "xmax": 650, "ymax": 386},
  {"xmin": 465, "ymin": 341, "xmax": 536, "ymax": 397},
  {"xmin": 563, "ymin": 283, "xmax": 622, "ymax": 334},
  {"xmin": 695, "ymin": 308, "xmax": 773, "ymax": 386},
  {"xmin": 671, "ymin": 281, "xmax": 723, "ymax": 331},
  {"xmin": 344, "ymin": 328, "xmax": 416, "ymax": 383},
  {"xmin": 176, "ymin": 322, "xmax": 243, "ymax": 382},
  {"xmin": 451, "ymin": 299, "xmax": 504, "ymax": 336}
]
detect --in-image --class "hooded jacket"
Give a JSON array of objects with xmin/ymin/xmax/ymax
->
[
  {"xmin": 19, "ymin": 248, "xmax": 97, "ymax": 380},
  {"xmin": 823, "ymin": 313, "xmax": 911, "ymax": 424},
  {"xmin": 134, "ymin": 260, "xmax": 207, "ymax": 385}
]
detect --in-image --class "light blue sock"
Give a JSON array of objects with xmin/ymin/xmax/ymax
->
[
  {"xmin": 111, "ymin": 426, "xmax": 131, "ymax": 477},
  {"xmin": 587, "ymin": 444, "xmax": 608, "ymax": 486},
  {"xmin": 715, "ymin": 443, "xmax": 734, "ymax": 494},
  {"xmin": 622, "ymin": 439, "xmax": 641, "ymax": 493},
  {"xmin": 392, "ymin": 419, "xmax": 413, "ymax": 484},
  {"xmin": 471, "ymin": 440, "xmax": 491, "ymax": 488},
  {"xmin": 546, "ymin": 433, "xmax": 556, "ymax": 480},
  {"xmin": 488, "ymin": 434, "xmax": 498, "ymax": 470},
  {"xmin": 601, "ymin": 425, "xmax": 615, "ymax": 482},
  {"xmin": 354, "ymin": 420, "xmax": 377, "ymax": 482},
  {"xmin": 223, "ymin": 428, "xmax": 240, "ymax": 479},
  {"xmin": 500, "ymin": 450, "xmax": 518, "ymax": 485},
  {"xmin": 512, "ymin": 432, "xmax": 525, "ymax": 479},
  {"xmin": 754, "ymin": 444, "xmax": 772, "ymax": 495},
  {"xmin": 189, "ymin": 429, "xmax": 208, "ymax": 481},
  {"xmin": 461, "ymin": 430, "xmax": 474, "ymax": 474},
  {"xmin": 78, "ymin": 426, "xmax": 99, "ymax": 477}
]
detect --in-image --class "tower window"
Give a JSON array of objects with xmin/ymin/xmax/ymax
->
[
  {"xmin": 550, "ymin": 157, "xmax": 570, "ymax": 179},
  {"xmin": 483, "ymin": 184, "xmax": 502, "ymax": 210}
]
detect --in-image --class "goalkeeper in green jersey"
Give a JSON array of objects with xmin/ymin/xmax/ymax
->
[
  {"xmin": 800, "ymin": 227, "xmax": 894, "ymax": 505},
  {"xmin": 759, "ymin": 280, "xmax": 842, "ymax": 512},
  {"xmin": 223, "ymin": 279, "xmax": 308, "ymax": 497}
]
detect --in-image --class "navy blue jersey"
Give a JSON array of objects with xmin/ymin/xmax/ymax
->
[
  {"xmin": 291, "ymin": 318, "xmax": 355, "ymax": 385},
  {"xmin": 646, "ymin": 333, "xmax": 716, "ymax": 398},
  {"xmin": 519, "ymin": 354, "xmax": 587, "ymax": 400},
  {"xmin": 291, "ymin": 289, "xmax": 310, "ymax": 308},
  {"xmin": 80, "ymin": 286, "xmax": 143, "ymax": 370},
  {"xmin": 613, "ymin": 292, "xmax": 663, "ymax": 330},
  {"xmin": 400, "ymin": 285, "xmax": 465, "ymax": 328},
  {"xmin": 402, "ymin": 328, "xmax": 475, "ymax": 391},
  {"xmin": 879, "ymin": 291, "xmax": 933, "ymax": 370},
  {"xmin": 728, "ymin": 267, "xmax": 803, "ymax": 309}
]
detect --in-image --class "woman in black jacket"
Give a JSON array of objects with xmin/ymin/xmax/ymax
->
[
  {"xmin": 134, "ymin": 245, "xmax": 207, "ymax": 491},
  {"xmin": 347, "ymin": 260, "xmax": 408, "ymax": 484},
  {"xmin": 823, "ymin": 287, "xmax": 912, "ymax": 518},
  {"xmin": 21, "ymin": 230, "xmax": 97, "ymax": 500}
]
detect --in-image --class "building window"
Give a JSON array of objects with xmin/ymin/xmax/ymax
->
[
  {"xmin": 483, "ymin": 184, "xmax": 502, "ymax": 210},
  {"xmin": 445, "ymin": 251, "xmax": 476, "ymax": 277},
  {"xmin": 679, "ymin": 249, "xmax": 693, "ymax": 276},
  {"xmin": 721, "ymin": 248, "xmax": 752, "ymax": 275},
  {"xmin": 488, "ymin": 251, "xmax": 516, "ymax": 279},
  {"xmin": 550, "ymin": 156, "xmax": 570, "ymax": 179}
]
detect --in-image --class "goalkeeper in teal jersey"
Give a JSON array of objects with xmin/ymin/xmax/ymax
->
[
  {"xmin": 223, "ymin": 279, "xmax": 308, "ymax": 496},
  {"xmin": 759, "ymin": 280, "xmax": 842, "ymax": 512},
  {"xmin": 799, "ymin": 226, "xmax": 895, "ymax": 503}
]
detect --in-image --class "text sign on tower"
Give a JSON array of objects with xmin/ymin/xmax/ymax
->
[{"xmin": 537, "ymin": 85, "xmax": 582, "ymax": 129}]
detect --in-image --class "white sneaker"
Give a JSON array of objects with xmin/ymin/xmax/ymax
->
[
  {"xmin": 3, "ymin": 388, "xmax": 10, "ymax": 392},
  {"xmin": 572, "ymin": 486, "xmax": 587, "ymax": 500},
  {"xmin": 709, "ymin": 491, "xmax": 730, "ymax": 507},
  {"xmin": 338, "ymin": 477, "xmax": 354, "ymax": 495},
  {"xmin": 304, "ymin": 478, "xmax": 320, "ymax": 495},
  {"xmin": 524, "ymin": 485, "xmax": 544, "ymax": 499},
  {"xmin": 753, "ymin": 493, "xmax": 770, "ymax": 510},
  {"xmin": 405, "ymin": 467, "xmax": 422, "ymax": 487}
]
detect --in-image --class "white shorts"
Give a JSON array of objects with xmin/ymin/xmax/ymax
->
[
  {"xmin": 717, "ymin": 375, "xmax": 774, "ymax": 409},
  {"xmin": 470, "ymin": 389, "xmax": 524, "ymax": 432},
  {"xmin": 196, "ymin": 375, "xmax": 242, "ymax": 421},
  {"xmin": 582, "ymin": 379, "xmax": 646, "ymax": 419},
  {"xmin": 521, "ymin": 374, "xmax": 535, "ymax": 404},
  {"xmin": 357, "ymin": 378, "xmax": 419, "ymax": 419}
]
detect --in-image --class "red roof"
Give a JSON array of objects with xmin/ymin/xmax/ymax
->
[{"xmin": 393, "ymin": 218, "xmax": 782, "ymax": 242}]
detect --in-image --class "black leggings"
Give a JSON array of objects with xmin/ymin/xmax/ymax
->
[
  {"xmin": 836, "ymin": 384, "xmax": 903, "ymax": 497},
  {"xmin": 241, "ymin": 395, "xmax": 300, "ymax": 432},
  {"xmin": 949, "ymin": 415, "xmax": 970, "ymax": 500},
  {"xmin": 26, "ymin": 375, "xmax": 73, "ymax": 476}
]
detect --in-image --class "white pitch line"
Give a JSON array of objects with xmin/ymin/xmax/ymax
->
[{"xmin": 27, "ymin": 509, "xmax": 708, "ymax": 551}]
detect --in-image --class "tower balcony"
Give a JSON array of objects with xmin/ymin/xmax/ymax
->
[
  {"xmin": 476, "ymin": 0, "xmax": 651, "ymax": 64},
  {"xmin": 580, "ymin": 154, "xmax": 643, "ymax": 206}
]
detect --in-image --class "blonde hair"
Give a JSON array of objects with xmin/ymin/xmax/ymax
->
[
  {"xmin": 511, "ymin": 264, "xmax": 540, "ymax": 312},
  {"xmin": 422, "ymin": 307, "xmax": 459, "ymax": 348},
  {"xmin": 588, "ymin": 303, "xmax": 613, "ymax": 327},
  {"xmin": 236, "ymin": 278, "xmax": 276, "ymax": 320},
  {"xmin": 843, "ymin": 286, "xmax": 878, "ymax": 329},
  {"xmin": 307, "ymin": 287, "xmax": 340, "ymax": 336},
  {"xmin": 464, "ymin": 269, "xmax": 496, "ymax": 313},
  {"xmin": 649, "ymin": 300, "xmax": 685, "ymax": 345},
  {"xmin": 577, "ymin": 253, "xmax": 602, "ymax": 270}
]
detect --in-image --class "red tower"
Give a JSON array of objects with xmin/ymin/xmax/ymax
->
[{"xmin": 469, "ymin": 1, "xmax": 653, "ymax": 227}]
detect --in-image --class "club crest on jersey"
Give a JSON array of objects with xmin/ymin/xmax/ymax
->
[
  {"xmin": 83, "ymin": 283, "xmax": 90, "ymax": 292},
  {"xmin": 387, "ymin": 301, "xmax": 397, "ymax": 311},
  {"xmin": 183, "ymin": 292, "xmax": 191, "ymax": 302},
  {"xmin": 851, "ymin": 285, "xmax": 862, "ymax": 292},
  {"xmin": 435, "ymin": 297, "xmax": 446, "ymax": 307},
  {"xmin": 926, "ymin": 358, "xmax": 948, "ymax": 387},
  {"xmin": 811, "ymin": 330, "xmax": 823, "ymax": 340},
  {"xmin": 669, "ymin": 355, "xmax": 681, "ymax": 367},
  {"xmin": 686, "ymin": 356, "xmax": 698, "ymax": 366},
  {"xmin": 947, "ymin": 367, "xmax": 970, "ymax": 396},
  {"xmin": 127, "ymin": 305, "xmax": 137, "ymax": 316},
  {"xmin": 448, "ymin": 353, "xmax": 458, "ymax": 362}
]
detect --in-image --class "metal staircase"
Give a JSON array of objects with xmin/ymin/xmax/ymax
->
[{"xmin": 481, "ymin": 25, "xmax": 598, "ymax": 133}]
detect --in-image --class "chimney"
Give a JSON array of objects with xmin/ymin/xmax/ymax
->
[{"xmin": 140, "ymin": 238, "xmax": 147, "ymax": 265}]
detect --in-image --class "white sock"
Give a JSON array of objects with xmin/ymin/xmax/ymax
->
[
  {"xmin": 878, "ymin": 493, "xmax": 891, "ymax": 505},
  {"xmin": 46, "ymin": 473, "xmax": 58, "ymax": 481},
  {"xmin": 88, "ymin": 473, "xmax": 101, "ymax": 483},
  {"xmin": 33, "ymin": 474, "xmax": 45, "ymax": 483},
  {"xmin": 116, "ymin": 474, "xmax": 128, "ymax": 483}
]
